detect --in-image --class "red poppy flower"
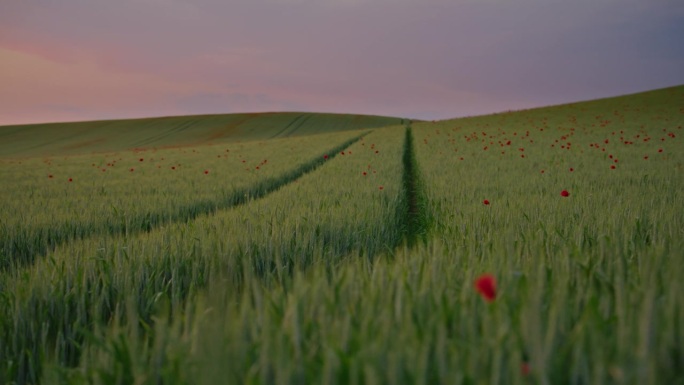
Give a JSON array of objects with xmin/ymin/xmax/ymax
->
[
  {"xmin": 521, "ymin": 363, "xmax": 531, "ymax": 376},
  {"xmin": 171, "ymin": 166, "xmax": 176, "ymax": 170},
  {"xmin": 130, "ymin": 168, "xmax": 134, "ymax": 172},
  {"xmin": 204, "ymin": 170, "xmax": 209, "ymax": 174},
  {"xmin": 540, "ymin": 170, "xmax": 545, "ymax": 174},
  {"xmin": 379, "ymin": 186, "xmax": 384, "ymax": 190},
  {"xmin": 48, "ymin": 174, "xmax": 53, "ymax": 178},
  {"xmin": 561, "ymin": 190, "xmax": 569, "ymax": 197},
  {"xmin": 658, "ymin": 149, "xmax": 663, "ymax": 153},
  {"xmin": 139, "ymin": 158, "xmax": 144, "ymax": 162},
  {"xmin": 362, "ymin": 172, "xmax": 367, "ymax": 176},
  {"xmin": 611, "ymin": 165, "xmax": 616, "ymax": 169},
  {"xmin": 68, "ymin": 178, "xmax": 73, "ymax": 182},
  {"xmin": 475, "ymin": 274, "xmax": 496, "ymax": 302},
  {"xmin": 483, "ymin": 199, "xmax": 490, "ymax": 205},
  {"xmin": 324, "ymin": 154, "xmax": 329, "ymax": 159},
  {"xmin": 569, "ymin": 168, "xmax": 574, "ymax": 172}
]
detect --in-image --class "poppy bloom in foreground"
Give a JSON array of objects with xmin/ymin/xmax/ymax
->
[
  {"xmin": 561, "ymin": 190, "xmax": 570, "ymax": 197},
  {"xmin": 324, "ymin": 154, "xmax": 329, "ymax": 160},
  {"xmin": 521, "ymin": 362, "xmax": 531, "ymax": 376},
  {"xmin": 204, "ymin": 170, "xmax": 209, "ymax": 174},
  {"xmin": 483, "ymin": 199, "xmax": 490, "ymax": 205},
  {"xmin": 379, "ymin": 186, "xmax": 384, "ymax": 190},
  {"xmin": 475, "ymin": 274, "xmax": 496, "ymax": 302}
]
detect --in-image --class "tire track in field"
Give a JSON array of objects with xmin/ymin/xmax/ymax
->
[
  {"xmin": 398, "ymin": 124, "xmax": 431, "ymax": 247},
  {"xmin": 0, "ymin": 132, "xmax": 369, "ymax": 273},
  {"xmin": 130, "ymin": 118, "xmax": 200, "ymax": 148},
  {"xmin": 280, "ymin": 114, "xmax": 312, "ymax": 137},
  {"xmin": 269, "ymin": 113, "xmax": 310, "ymax": 139}
]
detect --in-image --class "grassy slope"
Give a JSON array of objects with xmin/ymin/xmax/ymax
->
[
  {"xmin": 1, "ymin": 85, "xmax": 682, "ymax": 384},
  {"xmin": 0, "ymin": 112, "xmax": 405, "ymax": 158},
  {"xmin": 61, "ymin": 85, "xmax": 682, "ymax": 384}
]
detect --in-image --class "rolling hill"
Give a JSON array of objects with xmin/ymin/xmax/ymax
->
[
  {"xmin": 1, "ymin": 85, "xmax": 682, "ymax": 384},
  {"xmin": 0, "ymin": 112, "xmax": 406, "ymax": 158}
]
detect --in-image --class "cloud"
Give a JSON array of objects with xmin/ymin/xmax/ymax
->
[{"xmin": 0, "ymin": 47, "xmax": 203, "ymax": 124}]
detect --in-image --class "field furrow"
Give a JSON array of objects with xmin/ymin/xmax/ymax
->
[{"xmin": 400, "ymin": 125, "xmax": 430, "ymax": 246}]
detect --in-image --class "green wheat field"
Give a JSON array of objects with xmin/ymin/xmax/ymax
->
[{"xmin": 1, "ymin": 86, "xmax": 683, "ymax": 384}]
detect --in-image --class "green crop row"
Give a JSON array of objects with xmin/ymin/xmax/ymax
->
[
  {"xmin": 1, "ymin": 125, "xmax": 406, "ymax": 384},
  {"xmin": 0, "ymin": 130, "xmax": 364, "ymax": 271}
]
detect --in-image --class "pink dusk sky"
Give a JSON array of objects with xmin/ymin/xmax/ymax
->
[{"xmin": 1, "ymin": 0, "xmax": 683, "ymax": 126}]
